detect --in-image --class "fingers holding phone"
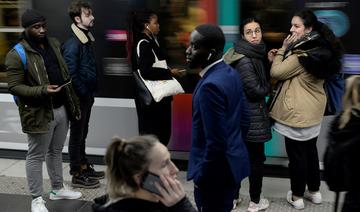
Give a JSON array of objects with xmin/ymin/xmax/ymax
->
[
  {"xmin": 47, "ymin": 79, "xmax": 72, "ymax": 94},
  {"xmin": 156, "ymin": 175, "xmax": 185, "ymax": 207},
  {"xmin": 141, "ymin": 172, "xmax": 186, "ymax": 207},
  {"xmin": 47, "ymin": 85, "xmax": 61, "ymax": 93}
]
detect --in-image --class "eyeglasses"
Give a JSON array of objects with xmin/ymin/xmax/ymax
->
[{"xmin": 244, "ymin": 28, "xmax": 262, "ymax": 36}]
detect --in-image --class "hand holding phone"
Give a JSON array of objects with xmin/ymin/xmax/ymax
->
[
  {"xmin": 141, "ymin": 172, "xmax": 164, "ymax": 196},
  {"xmin": 155, "ymin": 174, "xmax": 186, "ymax": 207}
]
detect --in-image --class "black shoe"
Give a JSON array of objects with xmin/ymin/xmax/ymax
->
[
  {"xmin": 82, "ymin": 163, "xmax": 105, "ymax": 180},
  {"xmin": 71, "ymin": 173, "xmax": 100, "ymax": 189}
]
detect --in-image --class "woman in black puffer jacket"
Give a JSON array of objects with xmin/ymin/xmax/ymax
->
[{"xmin": 224, "ymin": 17, "xmax": 271, "ymax": 211}]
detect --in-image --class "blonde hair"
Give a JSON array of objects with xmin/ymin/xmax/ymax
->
[
  {"xmin": 339, "ymin": 75, "xmax": 360, "ymax": 129},
  {"xmin": 104, "ymin": 135, "xmax": 158, "ymax": 200}
]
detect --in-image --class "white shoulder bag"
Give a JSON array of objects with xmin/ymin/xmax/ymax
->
[{"xmin": 136, "ymin": 39, "xmax": 184, "ymax": 102}]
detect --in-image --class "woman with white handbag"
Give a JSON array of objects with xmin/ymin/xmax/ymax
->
[{"xmin": 130, "ymin": 9, "xmax": 184, "ymax": 146}]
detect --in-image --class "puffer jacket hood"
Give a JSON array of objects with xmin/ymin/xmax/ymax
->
[
  {"xmin": 288, "ymin": 31, "xmax": 342, "ymax": 79},
  {"xmin": 223, "ymin": 47, "xmax": 245, "ymax": 65}
]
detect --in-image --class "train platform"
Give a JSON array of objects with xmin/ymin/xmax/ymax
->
[{"xmin": 0, "ymin": 158, "xmax": 342, "ymax": 212}]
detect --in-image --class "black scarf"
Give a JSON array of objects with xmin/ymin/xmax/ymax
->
[
  {"xmin": 234, "ymin": 38, "xmax": 268, "ymax": 83},
  {"xmin": 286, "ymin": 31, "xmax": 341, "ymax": 79}
]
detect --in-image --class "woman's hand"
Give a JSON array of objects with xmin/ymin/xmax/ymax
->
[
  {"xmin": 282, "ymin": 34, "xmax": 297, "ymax": 49},
  {"xmin": 155, "ymin": 174, "xmax": 186, "ymax": 207},
  {"xmin": 268, "ymin": 49, "xmax": 278, "ymax": 62}
]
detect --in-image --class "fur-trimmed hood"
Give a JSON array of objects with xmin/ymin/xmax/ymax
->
[{"xmin": 287, "ymin": 31, "xmax": 342, "ymax": 79}]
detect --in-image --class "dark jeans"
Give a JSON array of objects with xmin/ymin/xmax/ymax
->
[
  {"xmin": 285, "ymin": 137, "xmax": 320, "ymax": 197},
  {"xmin": 68, "ymin": 95, "xmax": 94, "ymax": 174},
  {"xmin": 342, "ymin": 191, "xmax": 360, "ymax": 212},
  {"xmin": 135, "ymin": 96, "xmax": 171, "ymax": 146},
  {"xmin": 234, "ymin": 142, "xmax": 265, "ymax": 203},
  {"xmin": 194, "ymin": 159, "xmax": 236, "ymax": 212}
]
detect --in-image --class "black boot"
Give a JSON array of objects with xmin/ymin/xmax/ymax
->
[
  {"xmin": 71, "ymin": 172, "xmax": 100, "ymax": 189},
  {"xmin": 82, "ymin": 163, "xmax": 105, "ymax": 180}
]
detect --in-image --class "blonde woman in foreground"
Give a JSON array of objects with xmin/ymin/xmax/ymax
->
[{"xmin": 92, "ymin": 135, "xmax": 197, "ymax": 212}]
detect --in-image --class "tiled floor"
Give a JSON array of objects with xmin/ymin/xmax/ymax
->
[{"xmin": 0, "ymin": 158, "xmax": 342, "ymax": 211}]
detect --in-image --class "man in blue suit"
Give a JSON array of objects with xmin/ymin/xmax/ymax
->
[{"xmin": 186, "ymin": 24, "xmax": 250, "ymax": 212}]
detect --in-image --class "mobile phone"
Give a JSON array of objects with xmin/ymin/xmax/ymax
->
[
  {"xmin": 58, "ymin": 79, "xmax": 72, "ymax": 89},
  {"xmin": 141, "ymin": 172, "xmax": 164, "ymax": 196}
]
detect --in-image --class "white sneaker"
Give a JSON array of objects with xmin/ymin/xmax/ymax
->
[
  {"xmin": 304, "ymin": 190, "xmax": 322, "ymax": 204},
  {"xmin": 31, "ymin": 196, "xmax": 48, "ymax": 212},
  {"xmin": 232, "ymin": 198, "xmax": 242, "ymax": 210},
  {"xmin": 286, "ymin": 191, "xmax": 305, "ymax": 210},
  {"xmin": 247, "ymin": 198, "xmax": 270, "ymax": 212},
  {"xmin": 49, "ymin": 184, "xmax": 82, "ymax": 200}
]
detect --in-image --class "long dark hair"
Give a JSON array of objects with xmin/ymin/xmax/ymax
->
[
  {"xmin": 128, "ymin": 9, "xmax": 157, "ymax": 67},
  {"xmin": 294, "ymin": 9, "xmax": 344, "ymax": 59}
]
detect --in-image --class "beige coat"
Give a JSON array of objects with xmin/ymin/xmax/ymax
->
[{"xmin": 269, "ymin": 47, "xmax": 326, "ymax": 128}]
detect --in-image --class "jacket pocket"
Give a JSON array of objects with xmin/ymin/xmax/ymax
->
[
  {"xmin": 284, "ymin": 89, "xmax": 294, "ymax": 110},
  {"xmin": 20, "ymin": 106, "xmax": 45, "ymax": 129}
]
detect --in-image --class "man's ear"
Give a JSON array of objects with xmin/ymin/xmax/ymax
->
[
  {"xmin": 210, "ymin": 49, "xmax": 217, "ymax": 55},
  {"xmin": 74, "ymin": 16, "xmax": 81, "ymax": 24}
]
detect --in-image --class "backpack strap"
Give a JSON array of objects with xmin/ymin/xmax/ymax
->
[
  {"xmin": 13, "ymin": 43, "xmax": 27, "ymax": 71},
  {"xmin": 12, "ymin": 43, "xmax": 27, "ymax": 105}
]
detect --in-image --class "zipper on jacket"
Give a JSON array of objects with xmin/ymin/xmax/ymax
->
[{"xmin": 33, "ymin": 62, "xmax": 42, "ymax": 84}]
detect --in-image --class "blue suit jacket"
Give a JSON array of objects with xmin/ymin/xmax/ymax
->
[{"xmin": 187, "ymin": 61, "xmax": 250, "ymax": 185}]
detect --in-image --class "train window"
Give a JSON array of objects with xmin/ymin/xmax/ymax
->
[{"xmin": 0, "ymin": 1, "xmax": 28, "ymax": 90}]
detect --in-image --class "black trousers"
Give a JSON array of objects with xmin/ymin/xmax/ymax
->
[
  {"xmin": 285, "ymin": 137, "xmax": 320, "ymax": 197},
  {"xmin": 234, "ymin": 142, "xmax": 266, "ymax": 203},
  {"xmin": 194, "ymin": 159, "xmax": 236, "ymax": 212},
  {"xmin": 135, "ymin": 96, "xmax": 172, "ymax": 146},
  {"xmin": 68, "ymin": 95, "xmax": 94, "ymax": 174},
  {"xmin": 342, "ymin": 191, "xmax": 360, "ymax": 212}
]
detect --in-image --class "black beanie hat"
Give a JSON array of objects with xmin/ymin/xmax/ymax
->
[{"xmin": 21, "ymin": 9, "xmax": 46, "ymax": 28}]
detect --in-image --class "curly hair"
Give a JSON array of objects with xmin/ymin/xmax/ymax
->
[{"xmin": 68, "ymin": 0, "xmax": 92, "ymax": 23}]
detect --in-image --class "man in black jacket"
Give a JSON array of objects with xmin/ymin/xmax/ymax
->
[{"xmin": 62, "ymin": 0, "xmax": 103, "ymax": 189}]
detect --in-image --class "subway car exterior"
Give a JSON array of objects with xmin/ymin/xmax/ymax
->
[{"xmin": 0, "ymin": 0, "xmax": 359, "ymax": 163}]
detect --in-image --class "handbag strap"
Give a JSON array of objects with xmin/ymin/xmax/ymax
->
[{"xmin": 136, "ymin": 39, "xmax": 159, "ymax": 62}]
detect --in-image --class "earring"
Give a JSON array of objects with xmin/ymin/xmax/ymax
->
[{"xmin": 207, "ymin": 53, "xmax": 212, "ymax": 61}]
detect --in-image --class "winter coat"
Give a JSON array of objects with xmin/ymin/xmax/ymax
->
[
  {"xmin": 5, "ymin": 37, "xmax": 81, "ymax": 133},
  {"xmin": 224, "ymin": 39, "xmax": 271, "ymax": 142},
  {"xmin": 62, "ymin": 23, "xmax": 97, "ymax": 98},
  {"xmin": 269, "ymin": 32, "xmax": 337, "ymax": 127}
]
